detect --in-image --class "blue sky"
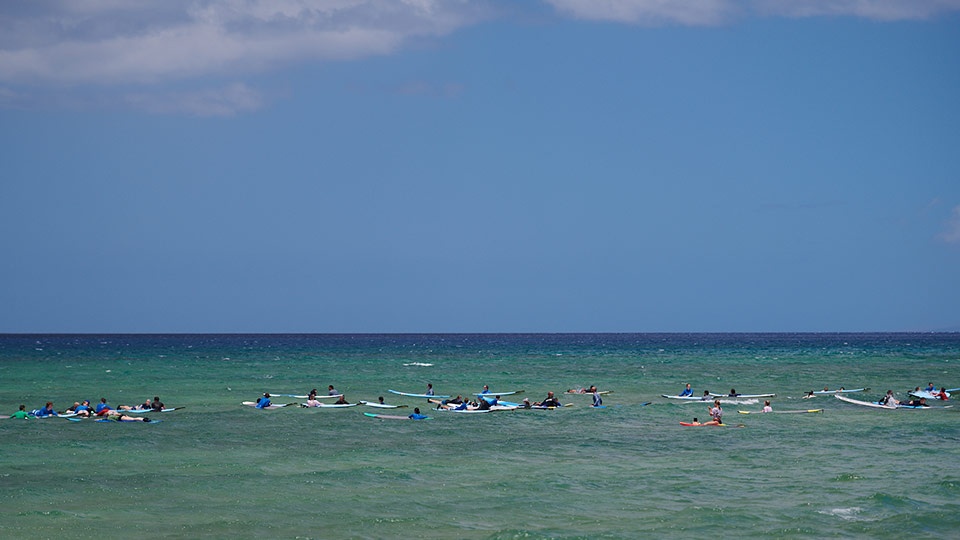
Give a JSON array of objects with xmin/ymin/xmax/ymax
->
[{"xmin": 2, "ymin": 1, "xmax": 959, "ymax": 333}]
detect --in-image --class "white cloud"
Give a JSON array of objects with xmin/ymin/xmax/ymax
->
[
  {"xmin": 544, "ymin": 0, "xmax": 737, "ymax": 26},
  {"xmin": 544, "ymin": 0, "xmax": 960, "ymax": 24},
  {"xmin": 753, "ymin": 0, "xmax": 960, "ymax": 21},
  {"xmin": 124, "ymin": 82, "xmax": 264, "ymax": 117},
  {"xmin": 2, "ymin": 0, "xmax": 959, "ymax": 115},
  {"xmin": 0, "ymin": 0, "xmax": 484, "ymax": 86},
  {"xmin": 942, "ymin": 205, "xmax": 960, "ymax": 244}
]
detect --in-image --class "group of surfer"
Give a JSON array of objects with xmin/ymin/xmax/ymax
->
[
  {"xmin": 8, "ymin": 396, "xmax": 166, "ymax": 422},
  {"xmin": 429, "ymin": 390, "xmax": 568, "ymax": 411}
]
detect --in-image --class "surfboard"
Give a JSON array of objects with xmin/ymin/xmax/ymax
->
[
  {"xmin": 241, "ymin": 401, "xmax": 293, "ymax": 409},
  {"xmin": 709, "ymin": 392, "xmax": 776, "ymax": 399},
  {"xmin": 834, "ymin": 395, "xmax": 897, "ymax": 409},
  {"xmin": 363, "ymin": 412, "xmax": 427, "ymax": 420},
  {"xmin": 907, "ymin": 390, "xmax": 950, "ymax": 400},
  {"xmin": 121, "ymin": 407, "xmax": 183, "ymax": 414},
  {"xmin": 738, "ymin": 409, "xmax": 823, "ymax": 414},
  {"xmin": 360, "ymin": 401, "xmax": 407, "ymax": 409},
  {"xmin": 475, "ymin": 390, "xmax": 524, "ymax": 397},
  {"xmin": 313, "ymin": 402, "xmax": 359, "ymax": 408},
  {"xmin": 661, "ymin": 395, "xmax": 711, "ymax": 401},
  {"xmin": 812, "ymin": 388, "xmax": 868, "ymax": 395},
  {"xmin": 388, "ymin": 389, "xmax": 451, "ymax": 399},
  {"xmin": 566, "ymin": 390, "xmax": 613, "ymax": 395},
  {"xmin": 269, "ymin": 393, "xmax": 341, "ymax": 399}
]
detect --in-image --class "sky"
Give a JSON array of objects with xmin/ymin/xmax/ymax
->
[{"xmin": 1, "ymin": 0, "xmax": 959, "ymax": 333}]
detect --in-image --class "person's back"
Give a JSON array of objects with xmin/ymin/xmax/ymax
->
[
  {"xmin": 256, "ymin": 394, "xmax": 272, "ymax": 409},
  {"xmin": 10, "ymin": 405, "xmax": 30, "ymax": 419}
]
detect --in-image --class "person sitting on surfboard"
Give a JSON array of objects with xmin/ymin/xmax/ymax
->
[
  {"xmin": 727, "ymin": 389, "xmax": 740, "ymax": 397},
  {"xmin": 925, "ymin": 382, "xmax": 936, "ymax": 393},
  {"xmin": 334, "ymin": 395, "xmax": 349, "ymax": 405},
  {"xmin": 535, "ymin": 392, "xmax": 562, "ymax": 408},
  {"xmin": 150, "ymin": 396, "xmax": 165, "ymax": 411},
  {"xmin": 426, "ymin": 383, "xmax": 435, "ymax": 396},
  {"xmin": 256, "ymin": 393, "xmax": 272, "ymax": 409},
  {"xmin": 706, "ymin": 400, "xmax": 723, "ymax": 425},
  {"xmin": 762, "ymin": 400, "xmax": 772, "ymax": 413},
  {"xmin": 679, "ymin": 383, "xmax": 693, "ymax": 397},
  {"xmin": 880, "ymin": 390, "xmax": 899, "ymax": 407},
  {"xmin": 592, "ymin": 390, "xmax": 603, "ymax": 407}
]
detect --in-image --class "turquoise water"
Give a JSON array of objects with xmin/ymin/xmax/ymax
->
[{"xmin": 2, "ymin": 334, "xmax": 959, "ymax": 539}]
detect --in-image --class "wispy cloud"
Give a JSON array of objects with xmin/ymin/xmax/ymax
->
[
  {"xmin": 545, "ymin": 0, "xmax": 960, "ymax": 24},
  {"xmin": 124, "ymin": 82, "xmax": 263, "ymax": 117},
  {"xmin": 753, "ymin": 0, "xmax": 960, "ymax": 21},
  {"xmin": 1, "ymin": 0, "xmax": 958, "ymax": 115},
  {"xmin": 941, "ymin": 205, "xmax": 960, "ymax": 244},
  {"xmin": 544, "ymin": 0, "xmax": 737, "ymax": 26}
]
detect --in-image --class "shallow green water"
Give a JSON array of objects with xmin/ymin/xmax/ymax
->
[{"xmin": 2, "ymin": 334, "xmax": 958, "ymax": 538}]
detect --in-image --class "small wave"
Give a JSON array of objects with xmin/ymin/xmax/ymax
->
[{"xmin": 818, "ymin": 507, "xmax": 863, "ymax": 521}]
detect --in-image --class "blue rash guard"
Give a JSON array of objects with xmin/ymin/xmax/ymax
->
[
  {"xmin": 408, "ymin": 413, "xmax": 428, "ymax": 420},
  {"xmin": 35, "ymin": 406, "xmax": 57, "ymax": 417},
  {"xmin": 679, "ymin": 387, "xmax": 693, "ymax": 397},
  {"xmin": 592, "ymin": 393, "xmax": 603, "ymax": 407},
  {"xmin": 256, "ymin": 397, "xmax": 271, "ymax": 409}
]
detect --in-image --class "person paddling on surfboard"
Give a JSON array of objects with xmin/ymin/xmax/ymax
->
[
  {"xmin": 256, "ymin": 393, "xmax": 272, "ymax": 409},
  {"xmin": 408, "ymin": 407, "xmax": 428, "ymax": 420}
]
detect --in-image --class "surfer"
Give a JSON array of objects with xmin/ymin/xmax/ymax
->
[
  {"xmin": 9, "ymin": 405, "xmax": 31, "ymax": 419},
  {"xmin": 705, "ymin": 400, "xmax": 723, "ymax": 425},
  {"xmin": 762, "ymin": 400, "xmax": 772, "ymax": 413},
  {"xmin": 105, "ymin": 411, "xmax": 154, "ymax": 422},
  {"xmin": 256, "ymin": 393, "xmax": 272, "ymax": 409},
  {"xmin": 33, "ymin": 402, "xmax": 58, "ymax": 417},
  {"xmin": 679, "ymin": 383, "xmax": 693, "ymax": 397},
  {"xmin": 592, "ymin": 389, "xmax": 603, "ymax": 407},
  {"xmin": 425, "ymin": 383, "xmax": 435, "ymax": 396},
  {"xmin": 535, "ymin": 392, "xmax": 562, "ymax": 408},
  {"xmin": 408, "ymin": 407, "xmax": 428, "ymax": 420}
]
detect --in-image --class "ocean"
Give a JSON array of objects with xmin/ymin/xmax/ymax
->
[{"xmin": 1, "ymin": 333, "xmax": 958, "ymax": 539}]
